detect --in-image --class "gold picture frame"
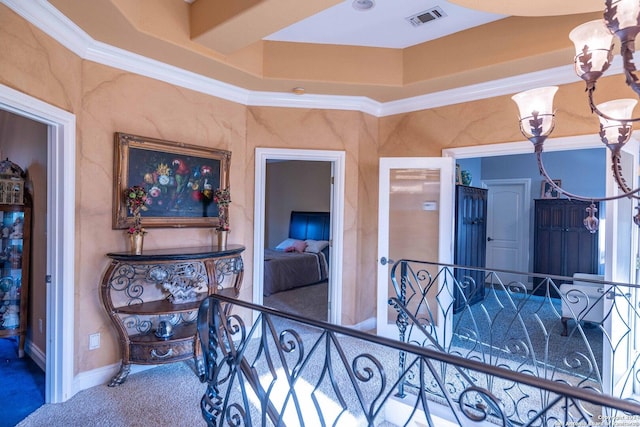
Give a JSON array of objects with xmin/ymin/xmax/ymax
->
[{"xmin": 113, "ymin": 132, "xmax": 231, "ymax": 229}]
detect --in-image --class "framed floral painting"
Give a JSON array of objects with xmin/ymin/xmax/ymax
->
[{"xmin": 112, "ymin": 132, "xmax": 231, "ymax": 229}]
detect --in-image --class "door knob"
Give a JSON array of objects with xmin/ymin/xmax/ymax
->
[
  {"xmin": 380, "ymin": 257, "xmax": 395, "ymax": 266},
  {"xmin": 487, "ymin": 237, "xmax": 494, "ymax": 242}
]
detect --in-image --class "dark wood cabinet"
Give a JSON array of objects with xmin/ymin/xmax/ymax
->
[
  {"xmin": 533, "ymin": 199, "xmax": 599, "ymax": 295},
  {"xmin": 454, "ymin": 185, "xmax": 488, "ymax": 312}
]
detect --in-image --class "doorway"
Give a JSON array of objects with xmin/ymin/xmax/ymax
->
[
  {"xmin": 253, "ymin": 148, "xmax": 345, "ymax": 325},
  {"xmin": 0, "ymin": 83, "xmax": 76, "ymax": 404},
  {"xmin": 482, "ymin": 179, "xmax": 531, "ymax": 287},
  {"xmin": 262, "ymin": 160, "xmax": 331, "ymax": 321}
]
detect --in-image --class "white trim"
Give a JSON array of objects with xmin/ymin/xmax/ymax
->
[
  {"xmin": 0, "ymin": 83, "xmax": 76, "ymax": 403},
  {"xmin": 348, "ymin": 317, "xmax": 375, "ymax": 332},
  {"xmin": 2, "ymin": 0, "xmax": 627, "ymax": 118},
  {"xmin": 442, "ymin": 134, "xmax": 605, "ymax": 159},
  {"xmin": 25, "ymin": 339, "xmax": 46, "ymax": 371},
  {"xmin": 253, "ymin": 148, "xmax": 345, "ymax": 325},
  {"xmin": 73, "ymin": 361, "xmax": 157, "ymax": 392}
]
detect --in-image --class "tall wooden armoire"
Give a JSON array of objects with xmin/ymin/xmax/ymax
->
[
  {"xmin": 533, "ymin": 199, "xmax": 599, "ymax": 296},
  {"xmin": 453, "ymin": 185, "xmax": 488, "ymax": 312}
]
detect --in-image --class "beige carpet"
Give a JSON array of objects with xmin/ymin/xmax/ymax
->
[
  {"xmin": 263, "ymin": 280, "xmax": 328, "ymax": 321},
  {"xmin": 18, "ymin": 362, "xmax": 207, "ymax": 427}
]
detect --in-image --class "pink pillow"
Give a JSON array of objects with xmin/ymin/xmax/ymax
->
[{"xmin": 285, "ymin": 240, "xmax": 307, "ymax": 253}]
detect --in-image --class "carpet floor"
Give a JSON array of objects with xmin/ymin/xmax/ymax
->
[
  {"xmin": 19, "ymin": 362, "xmax": 206, "ymax": 427},
  {"xmin": 263, "ymin": 280, "xmax": 328, "ymax": 321},
  {"xmin": 0, "ymin": 337, "xmax": 45, "ymax": 427}
]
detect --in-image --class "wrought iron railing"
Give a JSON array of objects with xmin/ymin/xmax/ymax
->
[
  {"xmin": 389, "ymin": 259, "xmax": 640, "ymax": 425},
  {"xmin": 197, "ymin": 290, "xmax": 640, "ymax": 426}
]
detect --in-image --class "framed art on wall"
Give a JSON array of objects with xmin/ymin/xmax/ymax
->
[
  {"xmin": 541, "ymin": 180, "xmax": 562, "ymax": 199},
  {"xmin": 113, "ymin": 132, "xmax": 231, "ymax": 229}
]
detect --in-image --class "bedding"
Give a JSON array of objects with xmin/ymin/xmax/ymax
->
[
  {"xmin": 264, "ymin": 211, "xmax": 330, "ymax": 296},
  {"xmin": 263, "ymin": 249, "xmax": 328, "ymax": 296}
]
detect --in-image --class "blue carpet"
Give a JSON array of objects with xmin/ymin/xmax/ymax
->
[{"xmin": 0, "ymin": 337, "xmax": 44, "ymax": 427}]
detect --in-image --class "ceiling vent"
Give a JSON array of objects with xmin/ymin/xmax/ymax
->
[{"xmin": 406, "ymin": 6, "xmax": 447, "ymax": 27}]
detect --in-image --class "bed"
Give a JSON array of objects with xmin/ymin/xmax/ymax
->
[{"xmin": 263, "ymin": 211, "xmax": 330, "ymax": 296}]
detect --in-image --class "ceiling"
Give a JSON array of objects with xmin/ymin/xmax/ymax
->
[{"xmin": 32, "ymin": 0, "xmax": 606, "ymax": 103}]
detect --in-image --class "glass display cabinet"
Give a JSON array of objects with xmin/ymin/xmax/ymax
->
[{"xmin": 0, "ymin": 160, "xmax": 31, "ymax": 358}]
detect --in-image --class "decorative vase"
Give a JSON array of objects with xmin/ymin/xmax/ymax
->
[
  {"xmin": 129, "ymin": 233, "xmax": 144, "ymax": 255},
  {"xmin": 217, "ymin": 230, "xmax": 228, "ymax": 249}
]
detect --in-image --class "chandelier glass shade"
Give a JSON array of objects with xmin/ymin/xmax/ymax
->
[{"xmin": 512, "ymin": 0, "xmax": 640, "ymax": 232}]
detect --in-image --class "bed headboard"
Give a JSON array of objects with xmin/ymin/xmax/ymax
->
[{"xmin": 289, "ymin": 211, "xmax": 330, "ymax": 241}]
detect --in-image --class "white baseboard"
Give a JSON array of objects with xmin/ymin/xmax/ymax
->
[
  {"xmin": 348, "ymin": 316, "xmax": 376, "ymax": 332},
  {"xmin": 385, "ymin": 394, "xmax": 496, "ymax": 427},
  {"xmin": 73, "ymin": 361, "xmax": 158, "ymax": 394},
  {"xmin": 25, "ymin": 339, "xmax": 46, "ymax": 371}
]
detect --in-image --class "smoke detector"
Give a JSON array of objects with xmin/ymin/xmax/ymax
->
[
  {"xmin": 352, "ymin": 0, "xmax": 375, "ymax": 11},
  {"xmin": 406, "ymin": 6, "xmax": 447, "ymax": 27}
]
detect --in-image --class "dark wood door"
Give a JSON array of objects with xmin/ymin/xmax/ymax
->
[
  {"xmin": 454, "ymin": 185, "xmax": 488, "ymax": 312},
  {"xmin": 533, "ymin": 199, "xmax": 599, "ymax": 296}
]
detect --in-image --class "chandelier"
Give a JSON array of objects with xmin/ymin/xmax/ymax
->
[{"xmin": 511, "ymin": 0, "xmax": 640, "ymax": 233}]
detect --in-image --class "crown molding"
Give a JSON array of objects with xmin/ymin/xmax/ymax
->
[{"xmin": 2, "ymin": 0, "xmax": 624, "ymax": 118}]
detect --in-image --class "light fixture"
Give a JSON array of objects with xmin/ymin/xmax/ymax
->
[
  {"xmin": 352, "ymin": 0, "xmax": 375, "ymax": 11},
  {"xmin": 512, "ymin": 0, "xmax": 640, "ymax": 232}
]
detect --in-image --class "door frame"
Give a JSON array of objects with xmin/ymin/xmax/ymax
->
[
  {"xmin": 376, "ymin": 157, "xmax": 455, "ymax": 341},
  {"xmin": 0, "ymin": 84, "xmax": 76, "ymax": 403},
  {"xmin": 481, "ymin": 178, "xmax": 531, "ymax": 286},
  {"xmin": 443, "ymin": 135, "xmax": 605, "ymax": 280},
  {"xmin": 444, "ymin": 133, "xmax": 640, "ymax": 398},
  {"xmin": 253, "ymin": 148, "xmax": 345, "ymax": 325}
]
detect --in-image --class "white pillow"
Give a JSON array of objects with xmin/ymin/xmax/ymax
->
[
  {"xmin": 304, "ymin": 239, "xmax": 330, "ymax": 253},
  {"xmin": 275, "ymin": 238, "xmax": 304, "ymax": 251}
]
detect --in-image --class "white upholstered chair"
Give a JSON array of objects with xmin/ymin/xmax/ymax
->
[{"xmin": 559, "ymin": 273, "xmax": 605, "ymax": 336}]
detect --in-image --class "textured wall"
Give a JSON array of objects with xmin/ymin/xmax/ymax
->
[{"xmin": 1, "ymin": 2, "xmax": 628, "ymax": 378}]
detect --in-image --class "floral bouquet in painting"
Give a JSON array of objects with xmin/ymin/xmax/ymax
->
[
  {"xmin": 213, "ymin": 187, "xmax": 231, "ymax": 231},
  {"xmin": 125, "ymin": 185, "xmax": 148, "ymax": 235}
]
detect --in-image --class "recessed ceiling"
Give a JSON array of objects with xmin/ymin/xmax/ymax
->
[
  {"xmin": 264, "ymin": 0, "xmax": 506, "ymax": 49},
  {"xmin": 447, "ymin": 0, "xmax": 603, "ymax": 17},
  {"xmin": 35, "ymin": 0, "xmax": 605, "ymax": 103}
]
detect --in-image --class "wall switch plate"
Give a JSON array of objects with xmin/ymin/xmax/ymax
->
[{"xmin": 89, "ymin": 333, "xmax": 100, "ymax": 350}]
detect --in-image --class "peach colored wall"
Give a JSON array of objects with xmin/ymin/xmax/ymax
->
[
  {"xmin": 246, "ymin": 107, "xmax": 370, "ymax": 324},
  {"xmin": 1, "ymin": 3, "xmax": 625, "ymax": 377},
  {"xmin": 78, "ymin": 61, "xmax": 248, "ymax": 371}
]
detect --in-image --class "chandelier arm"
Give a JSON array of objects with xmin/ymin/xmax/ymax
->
[
  {"xmin": 621, "ymin": 33, "xmax": 640, "ymax": 96},
  {"xmin": 535, "ymin": 147, "xmax": 640, "ymax": 202},
  {"xmin": 610, "ymin": 151, "xmax": 640, "ymax": 200},
  {"xmin": 588, "ymin": 88, "xmax": 640, "ymax": 123}
]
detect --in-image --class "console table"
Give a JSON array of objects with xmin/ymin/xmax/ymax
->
[{"xmin": 99, "ymin": 245, "xmax": 244, "ymax": 386}]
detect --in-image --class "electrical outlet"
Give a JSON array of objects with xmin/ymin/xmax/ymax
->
[{"xmin": 89, "ymin": 333, "xmax": 100, "ymax": 350}]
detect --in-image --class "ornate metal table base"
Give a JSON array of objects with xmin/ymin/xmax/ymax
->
[{"xmin": 100, "ymin": 246, "xmax": 244, "ymax": 386}]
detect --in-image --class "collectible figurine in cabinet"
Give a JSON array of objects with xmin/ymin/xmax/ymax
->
[{"xmin": 0, "ymin": 158, "xmax": 31, "ymax": 358}]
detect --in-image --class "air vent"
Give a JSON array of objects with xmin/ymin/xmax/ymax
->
[{"xmin": 406, "ymin": 6, "xmax": 447, "ymax": 27}]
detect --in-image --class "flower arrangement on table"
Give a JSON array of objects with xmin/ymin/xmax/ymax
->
[
  {"xmin": 124, "ymin": 185, "xmax": 148, "ymax": 235},
  {"xmin": 213, "ymin": 187, "xmax": 231, "ymax": 231}
]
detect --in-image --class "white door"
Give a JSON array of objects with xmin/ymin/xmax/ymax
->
[
  {"xmin": 602, "ymin": 138, "xmax": 639, "ymax": 399},
  {"xmin": 377, "ymin": 157, "xmax": 454, "ymax": 340},
  {"xmin": 482, "ymin": 179, "xmax": 531, "ymax": 287}
]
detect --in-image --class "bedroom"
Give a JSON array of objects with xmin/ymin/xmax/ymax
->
[{"xmin": 262, "ymin": 159, "xmax": 332, "ymax": 321}]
